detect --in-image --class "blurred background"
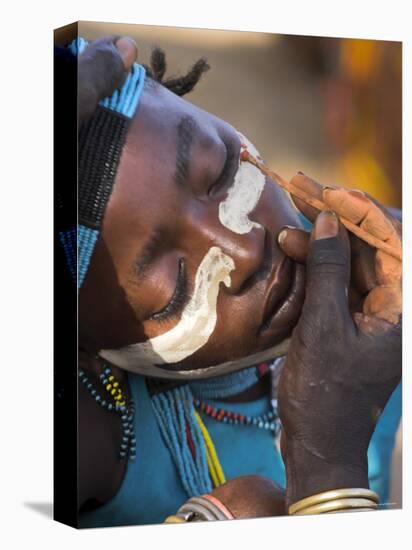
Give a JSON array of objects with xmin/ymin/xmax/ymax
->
[
  {"xmin": 77, "ymin": 20, "xmax": 402, "ymax": 504},
  {"xmin": 80, "ymin": 21, "xmax": 402, "ymax": 208}
]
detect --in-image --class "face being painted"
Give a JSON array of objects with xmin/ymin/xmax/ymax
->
[{"xmin": 79, "ymin": 79, "xmax": 306, "ymax": 378}]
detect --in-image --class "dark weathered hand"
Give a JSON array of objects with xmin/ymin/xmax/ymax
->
[
  {"xmin": 78, "ymin": 36, "xmax": 138, "ymax": 126},
  {"xmin": 279, "ymin": 174, "xmax": 402, "ymax": 323},
  {"xmin": 277, "ymin": 188, "xmax": 401, "ymax": 507}
]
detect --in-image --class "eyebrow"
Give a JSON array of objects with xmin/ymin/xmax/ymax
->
[{"xmin": 175, "ymin": 115, "xmax": 197, "ymax": 187}]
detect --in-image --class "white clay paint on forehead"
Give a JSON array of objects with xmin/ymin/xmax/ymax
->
[
  {"xmin": 218, "ymin": 133, "xmax": 266, "ymax": 235},
  {"xmin": 100, "ymin": 246, "xmax": 235, "ymax": 371}
]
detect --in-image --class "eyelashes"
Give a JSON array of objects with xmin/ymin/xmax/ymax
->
[{"xmin": 149, "ymin": 258, "xmax": 189, "ymax": 323}]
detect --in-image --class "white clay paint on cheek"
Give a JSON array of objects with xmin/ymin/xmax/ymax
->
[
  {"xmin": 218, "ymin": 133, "xmax": 266, "ymax": 235},
  {"xmin": 99, "ymin": 246, "xmax": 235, "ymax": 370}
]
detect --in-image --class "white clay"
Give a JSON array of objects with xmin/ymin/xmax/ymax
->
[
  {"xmin": 218, "ymin": 133, "xmax": 266, "ymax": 234},
  {"xmin": 100, "ymin": 246, "xmax": 235, "ymax": 370}
]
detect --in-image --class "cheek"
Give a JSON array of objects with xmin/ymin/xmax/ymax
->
[
  {"xmin": 99, "ymin": 246, "xmax": 236, "ymax": 370},
  {"xmin": 124, "ymin": 253, "xmax": 181, "ymax": 327}
]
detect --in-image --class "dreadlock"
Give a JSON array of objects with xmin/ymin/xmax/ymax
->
[{"xmin": 143, "ymin": 47, "xmax": 210, "ymax": 97}]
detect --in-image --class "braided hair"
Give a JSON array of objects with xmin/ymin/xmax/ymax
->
[{"xmin": 143, "ymin": 47, "xmax": 210, "ymax": 97}]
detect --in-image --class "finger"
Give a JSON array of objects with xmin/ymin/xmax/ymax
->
[
  {"xmin": 323, "ymin": 188, "xmax": 400, "ymax": 244},
  {"xmin": 323, "ymin": 188, "xmax": 401, "ymax": 286},
  {"xmin": 325, "ymin": 189, "xmax": 401, "ymax": 283},
  {"xmin": 78, "ymin": 36, "xmax": 138, "ymax": 125},
  {"xmin": 278, "ymin": 226, "xmax": 310, "ymax": 263},
  {"xmin": 288, "ymin": 173, "xmax": 324, "ymax": 222},
  {"xmin": 353, "ymin": 312, "xmax": 400, "ymax": 336},
  {"xmin": 303, "ymin": 211, "xmax": 353, "ymax": 328},
  {"xmin": 288, "ymin": 173, "xmax": 341, "ymax": 223},
  {"xmin": 349, "ymin": 232, "xmax": 379, "ymax": 293},
  {"xmin": 362, "ymin": 285, "xmax": 402, "ymax": 325},
  {"xmin": 114, "ymin": 36, "xmax": 138, "ymax": 70}
]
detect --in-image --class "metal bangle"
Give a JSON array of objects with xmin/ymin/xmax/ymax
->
[
  {"xmin": 289, "ymin": 488, "xmax": 379, "ymax": 515},
  {"xmin": 164, "ymin": 494, "xmax": 235, "ymax": 523},
  {"xmin": 294, "ymin": 497, "xmax": 378, "ymax": 515}
]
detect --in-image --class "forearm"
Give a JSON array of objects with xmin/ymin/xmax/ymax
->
[{"xmin": 284, "ymin": 440, "xmax": 369, "ymax": 508}]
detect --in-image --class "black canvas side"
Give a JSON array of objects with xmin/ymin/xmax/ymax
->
[{"xmin": 53, "ymin": 22, "xmax": 79, "ymax": 529}]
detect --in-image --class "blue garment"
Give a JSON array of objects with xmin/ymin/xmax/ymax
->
[{"xmin": 79, "ymin": 373, "xmax": 401, "ymax": 528}]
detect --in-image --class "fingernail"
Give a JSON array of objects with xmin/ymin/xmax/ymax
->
[
  {"xmin": 314, "ymin": 211, "xmax": 339, "ymax": 239},
  {"xmin": 115, "ymin": 37, "xmax": 138, "ymax": 68},
  {"xmin": 348, "ymin": 189, "xmax": 366, "ymax": 198},
  {"xmin": 278, "ymin": 229, "xmax": 288, "ymax": 246}
]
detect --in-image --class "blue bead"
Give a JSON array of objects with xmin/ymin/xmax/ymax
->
[{"xmin": 95, "ymin": 395, "xmax": 101, "ymax": 402}]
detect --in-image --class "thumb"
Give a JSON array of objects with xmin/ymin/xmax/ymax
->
[{"xmin": 303, "ymin": 211, "xmax": 352, "ymax": 326}]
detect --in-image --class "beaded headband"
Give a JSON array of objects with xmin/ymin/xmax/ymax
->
[{"xmin": 58, "ymin": 37, "xmax": 146, "ymax": 288}]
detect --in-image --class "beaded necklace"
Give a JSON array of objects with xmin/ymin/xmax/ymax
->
[
  {"xmin": 78, "ymin": 363, "xmax": 136, "ymax": 461},
  {"xmin": 192, "ymin": 396, "xmax": 280, "ymax": 433},
  {"xmin": 190, "ymin": 360, "xmax": 282, "ymax": 435}
]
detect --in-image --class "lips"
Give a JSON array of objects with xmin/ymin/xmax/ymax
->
[{"xmin": 259, "ymin": 255, "xmax": 305, "ymax": 335}]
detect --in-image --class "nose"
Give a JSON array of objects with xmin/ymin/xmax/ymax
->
[{"xmin": 183, "ymin": 204, "xmax": 267, "ymax": 295}]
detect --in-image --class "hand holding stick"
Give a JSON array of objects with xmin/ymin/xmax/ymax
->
[{"xmin": 240, "ymin": 149, "xmax": 402, "ymax": 262}]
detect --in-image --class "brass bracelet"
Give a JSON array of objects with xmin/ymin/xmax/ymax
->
[
  {"xmin": 164, "ymin": 514, "xmax": 187, "ymax": 524},
  {"xmin": 289, "ymin": 488, "xmax": 379, "ymax": 515},
  {"xmin": 294, "ymin": 497, "xmax": 378, "ymax": 515}
]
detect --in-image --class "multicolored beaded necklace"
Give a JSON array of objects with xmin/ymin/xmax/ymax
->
[
  {"xmin": 191, "ymin": 361, "xmax": 281, "ymax": 433},
  {"xmin": 78, "ymin": 363, "xmax": 136, "ymax": 461},
  {"xmin": 192, "ymin": 397, "xmax": 280, "ymax": 432}
]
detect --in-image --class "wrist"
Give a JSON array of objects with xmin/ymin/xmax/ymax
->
[{"xmin": 284, "ymin": 439, "xmax": 369, "ymax": 507}]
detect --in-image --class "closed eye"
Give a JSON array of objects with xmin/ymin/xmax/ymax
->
[
  {"xmin": 149, "ymin": 258, "xmax": 189, "ymax": 323},
  {"xmin": 207, "ymin": 136, "xmax": 240, "ymax": 197}
]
